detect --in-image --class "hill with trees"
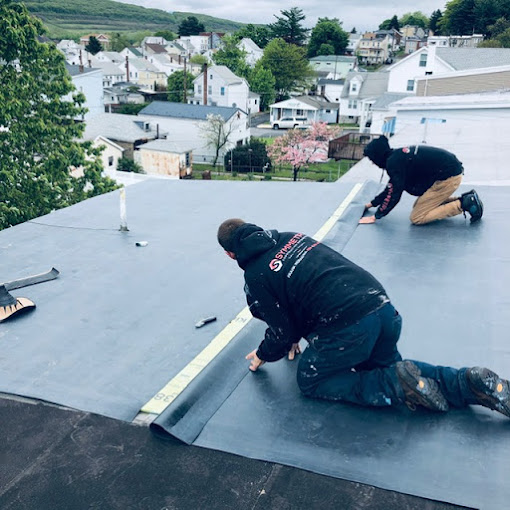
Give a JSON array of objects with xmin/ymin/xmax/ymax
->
[{"xmin": 23, "ymin": 0, "xmax": 245, "ymax": 38}]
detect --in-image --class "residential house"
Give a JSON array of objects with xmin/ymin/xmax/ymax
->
[
  {"xmin": 177, "ymin": 35, "xmax": 209, "ymax": 55},
  {"xmin": 374, "ymin": 29, "xmax": 401, "ymax": 53},
  {"xmin": 309, "ymin": 55, "xmax": 357, "ymax": 80},
  {"xmin": 144, "ymin": 43, "xmax": 169, "ymax": 56},
  {"xmin": 103, "ymin": 82, "xmax": 145, "ymax": 111},
  {"xmin": 82, "ymin": 113, "xmax": 161, "ymax": 159},
  {"xmin": 389, "ymin": 92, "xmax": 510, "ymax": 178},
  {"xmin": 200, "ymin": 32, "xmax": 225, "ymax": 50},
  {"xmin": 92, "ymin": 61, "xmax": 125, "ymax": 88},
  {"xmin": 93, "ymin": 51, "xmax": 124, "ymax": 65},
  {"xmin": 146, "ymin": 53, "xmax": 185, "ymax": 76},
  {"xmin": 317, "ymin": 78, "xmax": 345, "ymax": 103},
  {"xmin": 345, "ymin": 33, "xmax": 362, "ymax": 56},
  {"xmin": 190, "ymin": 65, "xmax": 251, "ymax": 112},
  {"xmin": 238, "ymin": 38, "xmax": 263, "ymax": 67},
  {"xmin": 141, "ymin": 36, "xmax": 170, "ymax": 47},
  {"xmin": 248, "ymin": 92, "xmax": 261, "ymax": 115},
  {"xmin": 134, "ymin": 139, "xmax": 193, "ymax": 178},
  {"xmin": 120, "ymin": 47, "xmax": 143, "ymax": 60},
  {"xmin": 92, "ymin": 136, "xmax": 125, "ymax": 176},
  {"xmin": 125, "ymin": 57, "xmax": 167, "ymax": 91},
  {"xmin": 387, "ymin": 46, "xmax": 510, "ymax": 93},
  {"xmin": 138, "ymin": 102, "xmax": 250, "ymax": 163},
  {"xmin": 80, "ymin": 33, "xmax": 110, "ymax": 49},
  {"xmin": 428, "ymin": 35, "xmax": 484, "ymax": 48},
  {"xmin": 357, "ymin": 32, "xmax": 392, "ymax": 65},
  {"xmin": 415, "ymin": 65, "xmax": 510, "ymax": 96},
  {"xmin": 165, "ymin": 41, "xmax": 188, "ymax": 59},
  {"xmin": 404, "ymin": 36, "xmax": 427, "ymax": 55},
  {"xmin": 269, "ymin": 95, "xmax": 339, "ymax": 125},
  {"xmin": 367, "ymin": 92, "xmax": 413, "ymax": 136},
  {"xmin": 339, "ymin": 71, "xmax": 389, "ymax": 128},
  {"xmin": 66, "ymin": 64, "xmax": 104, "ymax": 120},
  {"xmin": 401, "ymin": 25, "xmax": 426, "ymax": 40}
]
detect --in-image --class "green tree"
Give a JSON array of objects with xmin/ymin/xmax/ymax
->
[
  {"xmin": 117, "ymin": 156, "xmax": 144, "ymax": 173},
  {"xmin": 0, "ymin": 0, "xmax": 117, "ymax": 230},
  {"xmin": 85, "ymin": 35, "xmax": 102, "ymax": 55},
  {"xmin": 212, "ymin": 34, "xmax": 249, "ymax": 77},
  {"xmin": 259, "ymin": 38, "xmax": 312, "ymax": 100},
  {"xmin": 224, "ymin": 139, "xmax": 271, "ymax": 173},
  {"xmin": 190, "ymin": 54, "xmax": 208, "ymax": 66},
  {"xmin": 248, "ymin": 61, "xmax": 276, "ymax": 111},
  {"xmin": 259, "ymin": 38, "xmax": 313, "ymax": 100},
  {"xmin": 308, "ymin": 17, "xmax": 349, "ymax": 57},
  {"xmin": 235, "ymin": 24, "xmax": 271, "ymax": 48},
  {"xmin": 487, "ymin": 17, "xmax": 510, "ymax": 38},
  {"xmin": 167, "ymin": 70, "xmax": 194, "ymax": 102},
  {"xmin": 199, "ymin": 114, "xmax": 235, "ymax": 167},
  {"xmin": 440, "ymin": 0, "xmax": 477, "ymax": 35},
  {"xmin": 269, "ymin": 7, "xmax": 310, "ymax": 46},
  {"xmin": 399, "ymin": 11, "xmax": 429, "ymax": 29},
  {"xmin": 178, "ymin": 16, "xmax": 205, "ymax": 37},
  {"xmin": 429, "ymin": 10, "xmax": 443, "ymax": 34},
  {"xmin": 110, "ymin": 32, "xmax": 131, "ymax": 52},
  {"xmin": 154, "ymin": 29, "xmax": 176, "ymax": 41},
  {"xmin": 379, "ymin": 15, "xmax": 400, "ymax": 30}
]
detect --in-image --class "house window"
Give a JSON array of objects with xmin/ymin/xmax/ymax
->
[
  {"xmin": 108, "ymin": 156, "xmax": 114, "ymax": 167},
  {"xmin": 348, "ymin": 100, "xmax": 358, "ymax": 109},
  {"xmin": 296, "ymin": 109, "xmax": 304, "ymax": 115},
  {"xmin": 351, "ymin": 82, "xmax": 357, "ymax": 92},
  {"xmin": 208, "ymin": 86, "xmax": 212, "ymax": 95},
  {"xmin": 221, "ymin": 87, "xmax": 225, "ymax": 96},
  {"xmin": 419, "ymin": 54, "xmax": 427, "ymax": 67},
  {"xmin": 407, "ymin": 79, "xmax": 415, "ymax": 91},
  {"xmin": 185, "ymin": 152, "xmax": 190, "ymax": 166},
  {"xmin": 210, "ymin": 74, "xmax": 213, "ymax": 79},
  {"xmin": 198, "ymin": 85, "xmax": 202, "ymax": 94}
]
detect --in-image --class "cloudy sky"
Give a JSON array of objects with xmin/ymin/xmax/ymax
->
[{"xmin": 114, "ymin": 0, "xmax": 447, "ymax": 32}]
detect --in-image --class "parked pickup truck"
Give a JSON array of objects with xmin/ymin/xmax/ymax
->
[{"xmin": 271, "ymin": 116, "xmax": 309, "ymax": 130}]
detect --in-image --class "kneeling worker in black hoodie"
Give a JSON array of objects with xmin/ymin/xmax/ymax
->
[
  {"xmin": 217, "ymin": 218, "xmax": 510, "ymax": 418},
  {"xmin": 361, "ymin": 135, "xmax": 483, "ymax": 225}
]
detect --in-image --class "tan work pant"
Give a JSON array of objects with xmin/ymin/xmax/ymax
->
[{"xmin": 410, "ymin": 174, "xmax": 463, "ymax": 225}]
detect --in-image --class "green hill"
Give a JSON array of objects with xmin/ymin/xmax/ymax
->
[{"xmin": 23, "ymin": 0, "xmax": 245, "ymax": 38}]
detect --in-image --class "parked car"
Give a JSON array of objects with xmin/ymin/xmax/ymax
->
[{"xmin": 271, "ymin": 116, "xmax": 309, "ymax": 130}]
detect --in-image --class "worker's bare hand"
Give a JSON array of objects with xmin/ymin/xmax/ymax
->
[
  {"xmin": 359, "ymin": 215, "xmax": 376, "ymax": 224},
  {"xmin": 246, "ymin": 349, "xmax": 265, "ymax": 372},
  {"xmin": 288, "ymin": 343, "xmax": 301, "ymax": 361}
]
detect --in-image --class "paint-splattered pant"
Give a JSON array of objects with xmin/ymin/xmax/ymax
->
[{"xmin": 297, "ymin": 302, "xmax": 475, "ymax": 408}]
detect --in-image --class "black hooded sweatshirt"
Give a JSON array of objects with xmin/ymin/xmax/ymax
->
[
  {"xmin": 363, "ymin": 136, "xmax": 463, "ymax": 219},
  {"xmin": 231, "ymin": 224, "xmax": 389, "ymax": 362}
]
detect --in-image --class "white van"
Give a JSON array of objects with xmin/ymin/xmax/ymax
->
[{"xmin": 271, "ymin": 116, "xmax": 309, "ymax": 130}]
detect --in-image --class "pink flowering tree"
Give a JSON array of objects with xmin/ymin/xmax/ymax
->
[{"xmin": 267, "ymin": 122, "xmax": 341, "ymax": 181}]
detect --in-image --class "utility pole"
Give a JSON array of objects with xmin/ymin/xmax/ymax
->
[{"xmin": 183, "ymin": 57, "xmax": 187, "ymax": 103}]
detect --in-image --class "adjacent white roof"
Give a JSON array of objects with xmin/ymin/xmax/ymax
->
[
  {"xmin": 82, "ymin": 113, "xmax": 160, "ymax": 143},
  {"xmin": 139, "ymin": 139, "xmax": 193, "ymax": 154}
]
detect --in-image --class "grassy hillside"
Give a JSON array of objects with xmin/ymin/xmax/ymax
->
[{"xmin": 23, "ymin": 0, "xmax": 245, "ymax": 38}]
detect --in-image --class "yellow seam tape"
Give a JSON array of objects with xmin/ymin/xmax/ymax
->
[{"xmin": 140, "ymin": 182, "xmax": 364, "ymax": 416}]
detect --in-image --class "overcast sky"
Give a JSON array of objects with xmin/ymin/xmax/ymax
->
[{"xmin": 114, "ymin": 0, "xmax": 447, "ymax": 32}]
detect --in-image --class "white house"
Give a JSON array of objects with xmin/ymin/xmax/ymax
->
[
  {"xmin": 387, "ymin": 46, "xmax": 510, "ymax": 94},
  {"xmin": 238, "ymin": 38, "xmax": 263, "ymax": 67},
  {"xmin": 134, "ymin": 139, "xmax": 193, "ymax": 178},
  {"xmin": 367, "ymin": 92, "xmax": 413, "ymax": 136},
  {"xmin": 339, "ymin": 71, "xmax": 389, "ymax": 127},
  {"xmin": 190, "ymin": 65, "xmax": 251, "ymax": 112},
  {"xmin": 345, "ymin": 33, "xmax": 362, "ymax": 56},
  {"xmin": 93, "ymin": 51, "xmax": 124, "ymax": 65},
  {"xmin": 269, "ymin": 96, "xmax": 338, "ymax": 125},
  {"xmin": 146, "ymin": 53, "xmax": 185, "ymax": 76},
  {"xmin": 92, "ymin": 61, "xmax": 125, "ymax": 88},
  {"xmin": 317, "ymin": 78, "xmax": 345, "ymax": 103},
  {"xmin": 138, "ymin": 102, "xmax": 250, "ymax": 164},
  {"xmin": 92, "ymin": 136, "xmax": 125, "ymax": 176},
  {"xmin": 309, "ymin": 55, "xmax": 357, "ymax": 79},
  {"xmin": 389, "ymin": 92, "xmax": 510, "ymax": 182},
  {"xmin": 66, "ymin": 64, "xmax": 104, "ymax": 120}
]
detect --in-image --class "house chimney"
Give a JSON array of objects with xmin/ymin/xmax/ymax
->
[
  {"xmin": 183, "ymin": 58, "xmax": 188, "ymax": 102},
  {"xmin": 79, "ymin": 50, "xmax": 84, "ymax": 73},
  {"xmin": 125, "ymin": 55, "xmax": 130, "ymax": 83},
  {"xmin": 178, "ymin": 55, "xmax": 181, "ymax": 65},
  {"xmin": 203, "ymin": 63, "xmax": 208, "ymax": 105}
]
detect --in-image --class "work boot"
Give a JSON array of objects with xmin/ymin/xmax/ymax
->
[
  {"xmin": 395, "ymin": 361, "xmax": 449, "ymax": 412},
  {"xmin": 460, "ymin": 189, "xmax": 483, "ymax": 223},
  {"xmin": 466, "ymin": 367, "xmax": 510, "ymax": 418}
]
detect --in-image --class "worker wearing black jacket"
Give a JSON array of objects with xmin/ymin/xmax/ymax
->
[
  {"xmin": 217, "ymin": 218, "xmax": 510, "ymax": 418},
  {"xmin": 360, "ymin": 135, "xmax": 483, "ymax": 225}
]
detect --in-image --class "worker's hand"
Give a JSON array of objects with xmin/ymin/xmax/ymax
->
[
  {"xmin": 288, "ymin": 342, "xmax": 301, "ymax": 361},
  {"xmin": 359, "ymin": 215, "xmax": 376, "ymax": 224},
  {"xmin": 246, "ymin": 349, "xmax": 265, "ymax": 372}
]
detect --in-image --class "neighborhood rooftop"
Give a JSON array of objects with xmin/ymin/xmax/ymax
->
[
  {"xmin": 139, "ymin": 101, "xmax": 244, "ymax": 120},
  {"xmin": 437, "ymin": 47, "xmax": 510, "ymax": 70}
]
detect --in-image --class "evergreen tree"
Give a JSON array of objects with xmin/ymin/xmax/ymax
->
[
  {"xmin": 269, "ymin": 7, "xmax": 310, "ymax": 46},
  {"xmin": 212, "ymin": 35, "xmax": 249, "ymax": 77},
  {"xmin": 429, "ymin": 10, "xmax": 443, "ymax": 35},
  {"xmin": 235, "ymin": 24, "xmax": 272, "ymax": 48},
  {"xmin": 178, "ymin": 16, "xmax": 205, "ymax": 37},
  {"xmin": 441, "ymin": 0, "xmax": 477, "ymax": 35},
  {"xmin": 0, "ymin": 0, "xmax": 117, "ymax": 230},
  {"xmin": 85, "ymin": 35, "xmax": 102, "ymax": 55}
]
